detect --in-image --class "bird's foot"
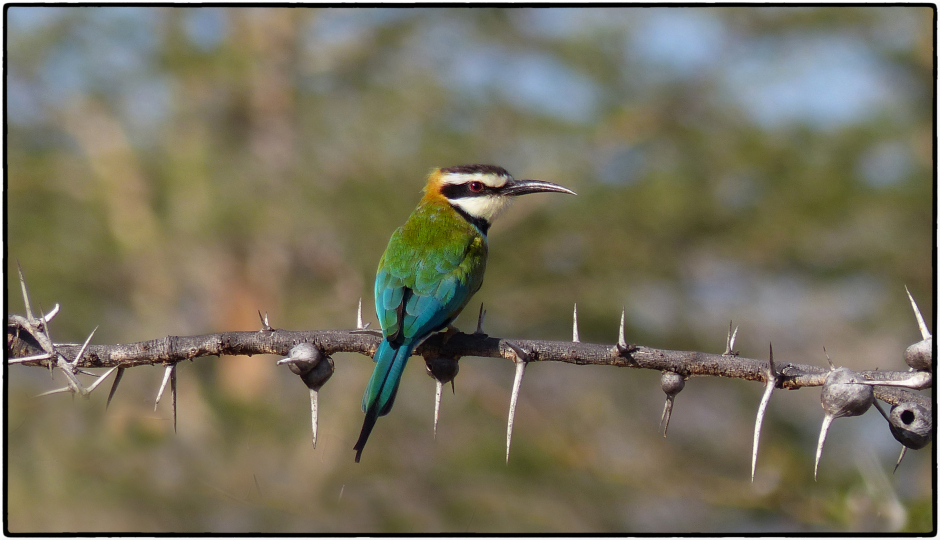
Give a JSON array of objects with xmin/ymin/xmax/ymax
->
[{"xmin": 440, "ymin": 325, "xmax": 461, "ymax": 345}]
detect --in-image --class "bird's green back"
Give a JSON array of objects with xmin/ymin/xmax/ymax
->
[{"xmin": 375, "ymin": 197, "xmax": 488, "ymax": 342}]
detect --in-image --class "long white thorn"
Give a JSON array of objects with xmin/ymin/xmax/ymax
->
[
  {"xmin": 8, "ymin": 352, "xmax": 55, "ymax": 364},
  {"xmin": 752, "ymin": 345, "xmax": 777, "ymax": 482},
  {"xmin": 357, "ymin": 298, "xmax": 364, "ymax": 329},
  {"xmin": 155, "ymin": 364, "xmax": 174, "ymax": 411},
  {"xmin": 17, "ymin": 262, "xmax": 34, "ymax": 323},
  {"xmin": 433, "ymin": 379, "xmax": 443, "ymax": 439},
  {"xmin": 724, "ymin": 321, "xmax": 739, "ymax": 355},
  {"xmin": 36, "ymin": 386, "xmax": 72, "ymax": 397},
  {"xmin": 70, "ymin": 326, "xmax": 99, "ymax": 368},
  {"xmin": 854, "ymin": 372, "xmax": 932, "ymax": 390},
  {"xmin": 906, "ymin": 286, "xmax": 931, "ymax": 339},
  {"xmin": 506, "ymin": 356, "xmax": 527, "ymax": 465},
  {"xmin": 310, "ymin": 388, "xmax": 319, "ymax": 449},
  {"xmin": 752, "ymin": 379, "xmax": 775, "ymax": 482},
  {"xmin": 814, "ymin": 415, "xmax": 834, "ymax": 481},
  {"xmin": 618, "ymin": 308, "xmax": 627, "ymax": 349},
  {"xmin": 572, "ymin": 303, "xmax": 580, "ymax": 343},
  {"xmin": 84, "ymin": 366, "xmax": 119, "ymax": 395}
]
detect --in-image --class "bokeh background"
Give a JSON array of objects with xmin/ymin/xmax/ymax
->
[{"xmin": 5, "ymin": 6, "xmax": 934, "ymax": 533}]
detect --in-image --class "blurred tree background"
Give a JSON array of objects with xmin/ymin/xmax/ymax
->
[{"xmin": 5, "ymin": 6, "xmax": 934, "ymax": 533}]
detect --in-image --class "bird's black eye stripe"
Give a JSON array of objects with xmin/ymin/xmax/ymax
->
[{"xmin": 440, "ymin": 182, "xmax": 491, "ymax": 199}]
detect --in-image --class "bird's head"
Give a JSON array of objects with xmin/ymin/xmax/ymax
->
[{"xmin": 426, "ymin": 164, "xmax": 576, "ymax": 230}]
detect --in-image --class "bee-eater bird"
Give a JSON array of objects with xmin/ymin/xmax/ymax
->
[{"xmin": 354, "ymin": 164, "xmax": 576, "ymax": 462}]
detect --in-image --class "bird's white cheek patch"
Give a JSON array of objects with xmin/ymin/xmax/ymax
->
[{"xmin": 450, "ymin": 196, "xmax": 512, "ymax": 222}]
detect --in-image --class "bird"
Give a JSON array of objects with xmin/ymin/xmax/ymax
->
[{"xmin": 353, "ymin": 164, "xmax": 576, "ymax": 462}]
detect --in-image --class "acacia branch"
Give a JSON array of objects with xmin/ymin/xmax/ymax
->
[
  {"xmin": 6, "ymin": 319, "xmax": 929, "ymax": 409},
  {"xmin": 6, "ymin": 271, "xmax": 932, "ymax": 477}
]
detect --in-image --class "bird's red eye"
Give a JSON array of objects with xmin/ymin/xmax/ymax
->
[{"xmin": 469, "ymin": 181, "xmax": 484, "ymax": 193}]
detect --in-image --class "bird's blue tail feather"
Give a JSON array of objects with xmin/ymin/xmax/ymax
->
[{"xmin": 354, "ymin": 339, "xmax": 413, "ymax": 462}]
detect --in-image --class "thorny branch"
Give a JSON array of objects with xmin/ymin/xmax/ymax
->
[
  {"xmin": 6, "ymin": 266, "xmax": 933, "ymax": 478},
  {"xmin": 7, "ymin": 323, "xmax": 929, "ymax": 409}
]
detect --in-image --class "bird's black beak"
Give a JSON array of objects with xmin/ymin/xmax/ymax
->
[{"xmin": 500, "ymin": 178, "xmax": 577, "ymax": 197}]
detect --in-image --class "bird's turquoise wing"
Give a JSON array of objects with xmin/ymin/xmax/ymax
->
[
  {"xmin": 401, "ymin": 275, "xmax": 467, "ymax": 339},
  {"xmin": 375, "ymin": 265, "xmax": 406, "ymax": 343}
]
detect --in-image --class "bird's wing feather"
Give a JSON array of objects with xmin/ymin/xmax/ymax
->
[
  {"xmin": 375, "ymin": 268, "xmax": 407, "ymax": 343},
  {"xmin": 375, "ymin": 225, "xmax": 486, "ymax": 344}
]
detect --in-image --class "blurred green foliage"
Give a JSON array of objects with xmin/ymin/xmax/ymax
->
[{"xmin": 6, "ymin": 6, "xmax": 933, "ymax": 533}]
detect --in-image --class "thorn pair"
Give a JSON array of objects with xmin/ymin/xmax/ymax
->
[
  {"xmin": 258, "ymin": 311, "xmax": 273, "ymax": 332},
  {"xmin": 723, "ymin": 321, "xmax": 739, "ymax": 356},
  {"xmin": 16, "ymin": 264, "xmax": 136, "ymax": 414},
  {"xmin": 888, "ymin": 288, "xmax": 932, "ymax": 472},
  {"xmin": 14, "ymin": 263, "xmax": 62, "ymax": 374},
  {"xmin": 476, "ymin": 302, "xmax": 487, "ymax": 335},
  {"xmin": 656, "ymin": 320, "xmax": 740, "ymax": 438},
  {"xmin": 507, "ymin": 305, "xmax": 631, "ymax": 462},
  {"xmin": 816, "ymin": 288, "xmax": 931, "ymax": 477},
  {"xmin": 154, "ymin": 364, "xmax": 178, "ymax": 433},
  {"xmin": 34, "ymin": 325, "xmax": 120, "ymax": 400}
]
